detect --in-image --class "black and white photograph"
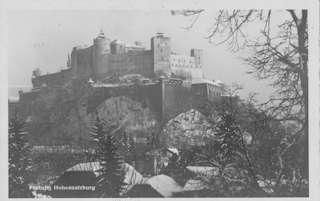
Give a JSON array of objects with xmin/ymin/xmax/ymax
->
[{"xmin": 1, "ymin": 0, "xmax": 319, "ymax": 199}]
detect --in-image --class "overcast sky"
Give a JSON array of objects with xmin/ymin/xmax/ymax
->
[{"xmin": 6, "ymin": 9, "xmax": 299, "ymax": 103}]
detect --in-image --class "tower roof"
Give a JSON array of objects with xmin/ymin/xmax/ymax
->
[
  {"xmin": 60, "ymin": 66, "xmax": 69, "ymax": 71},
  {"xmin": 215, "ymin": 78, "xmax": 224, "ymax": 84},
  {"xmin": 96, "ymin": 29, "xmax": 106, "ymax": 39},
  {"xmin": 112, "ymin": 39, "xmax": 125, "ymax": 44},
  {"xmin": 88, "ymin": 78, "xmax": 94, "ymax": 84},
  {"xmin": 98, "ymin": 29, "xmax": 104, "ymax": 36},
  {"xmin": 192, "ymin": 78, "xmax": 221, "ymax": 87}
]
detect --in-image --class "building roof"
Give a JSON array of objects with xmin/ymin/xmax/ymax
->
[
  {"xmin": 25, "ymin": 116, "xmax": 41, "ymax": 123},
  {"xmin": 20, "ymin": 89, "xmax": 41, "ymax": 94},
  {"xmin": 145, "ymin": 147, "xmax": 178, "ymax": 156},
  {"xmin": 183, "ymin": 179, "xmax": 212, "ymax": 191},
  {"xmin": 147, "ymin": 174, "xmax": 183, "ymax": 197},
  {"xmin": 168, "ymin": 148, "xmax": 179, "ymax": 155},
  {"xmin": 8, "ymin": 96, "xmax": 19, "ymax": 102},
  {"xmin": 125, "ymin": 43, "xmax": 144, "ymax": 49},
  {"xmin": 192, "ymin": 78, "xmax": 221, "ymax": 87},
  {"xmin": 186, "ymin": 166, "xmax": 219, "ymax": 180},
  {"xmin": 59, "ymin": 66, "xmax": 69, "ymax": 71},
  {"xmin": 88, "ymin": 78, "xmax": 94, "ymax": 84},
  {"xmin": 215, "ymin": 78, "xmax": 224, "ymax": 84},
  {"xmin": 66, "ymin": 162, "xmax": 101, "ymax": 172},
  {"xmin": 112, "ymin": 39, "xmax": 125, "ymax": 44},
  {"xmin": 66, "ymin": 162, "xmax": 147, "ymax": 194}
]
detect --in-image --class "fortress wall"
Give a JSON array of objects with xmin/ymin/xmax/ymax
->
[
  {"xmin": 87, "ymin": 81, "xmax": 193, "ymax": 123},
  {"xmin": 163, "ymin": 80, "xmax": 192, "ymax": 121},
  {"xmin": 76, "ymin": 47, "xmax": 93, "ymax": 71},
  {"xmin": 87, "ymin": 83, "xmax": 163, "ymax": 121},
  {"xmin": 208, "ymin": 84, "xmax": 223, "ymax": 102},
  {"xmin": 108, "ymin": 50, "xmax": 154, "ymax": 78},
  {"xmin": 171, "ymin": 66, "xmax": 203, "ymax": 80},
  {"xmin": 170, "ymin": 67, "xmax": 192, "ymax": 80},
  {"xmin": 191, "ymin": 83, "xmax": 209, "ymax": 108},
  {"xmin": 18, "ymin": 90, "xmax": 41, "ymax": 118},
  {"xmin": 170, "ymin": 54, "xmax": 203, "ymax": 79},
  {"xmin": 171, "ymin": 54, "xmax": 195, "ymax": 68},
  {"xmin": 8, "ymin": 101, "xmax": 20, "ymax": 119},
  {"xmin": 32, "ymin": 72, "xmax": 65, "ymax": 88},
  {"xmin": 94, "ymin": 54, "xmax": 109, "ymax": 80}
]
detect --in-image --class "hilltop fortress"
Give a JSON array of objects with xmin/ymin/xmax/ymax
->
[
  {"xmin": 8, "ymin": 30, "xmax": 236, "ymax": 176},
  {"xmin": 13, "ymin": 30, "xmax": 226, "ymax": 125},
  {"xmin": 31, "ymin": 30, "xmax": 216, "ymax": 89}
]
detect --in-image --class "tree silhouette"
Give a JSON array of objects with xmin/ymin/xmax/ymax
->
[
  {"xmin": 182, "ymin": 84, "xmax": 309, "ymax": 196},
  {"xmin": 91, "ymin": 123, "xmax": 126, "ymax": 198},
  {"xmin": 9, "ymin": 113, "xmax": 34, "ymax": 198},
  {"xmin": 90, "ymin": 117, "xmax": 104, "ymax": 143},
  {"xmin": 178, "ymin": 10, "xmax": 308, "ymax": 179},
  {"xmin": 118, "ymin": 130, "xmax": 134, "ymax": 165}
]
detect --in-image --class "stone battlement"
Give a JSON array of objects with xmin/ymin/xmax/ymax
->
[{"xmin": 32, "ymin": 31, "xmax": 204, "ymax": 88}]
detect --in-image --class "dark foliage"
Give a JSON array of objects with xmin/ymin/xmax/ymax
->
[
  {"xmin": 161, "ymin": 152, "xmax": 193, "ymax": 186},
  {"xmin": 146, "ymin": 130, "xmax": 160, "ymax": 150},
  {"xmin": 90, "ymin": 117, "xmax": 104, "ymax": 143},
  {"xmin": 118, "ymin": 130, "xmax": 134, "ymax": 165},
  {"xmin": 90, "ymin": 119, "xmax": 126, "ymax": 198},
  {"xmin": 8, "ymin": 113, "xmax": 34, "ymax": 198}
]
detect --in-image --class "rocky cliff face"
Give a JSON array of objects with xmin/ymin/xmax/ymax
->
[
  {"xmin": 162, "ymin": 109, "xmax": 217, "ymax": 149},
  {"xmin": 86, "ymin": 96, "xmax": 158, "ymax": 138},
  {"xmin": 31, "ymin": 84, "xmax": 215, "ymax": 149}
]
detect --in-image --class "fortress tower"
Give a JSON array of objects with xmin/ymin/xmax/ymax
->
[
  {"xmin": 92, "ymin": 29, "xmax": 111, "ymax": 80},
  {"xmin": 110, "ymin": 39, "xmax": 126, "ymax": 54},
  {"xmin": 151, "ymin": 33, "xmax": 171, "ymax": 78},
  {"xmin": 32, "ymin": 31, "xmax": 211, "ymax": 89},
  {"xmin": 191, "ymin": 49, "xmax": 203, "ymax": 70}
]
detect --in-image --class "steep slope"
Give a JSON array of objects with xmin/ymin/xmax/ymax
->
[{"xmin": 163, "ymin": 109, "xmax": 217, "ymax": 149}]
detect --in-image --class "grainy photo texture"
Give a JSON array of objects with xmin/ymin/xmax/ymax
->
[{"xmin": 8, "ymin": 9, "xmax": 309, "ymax": 198}]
